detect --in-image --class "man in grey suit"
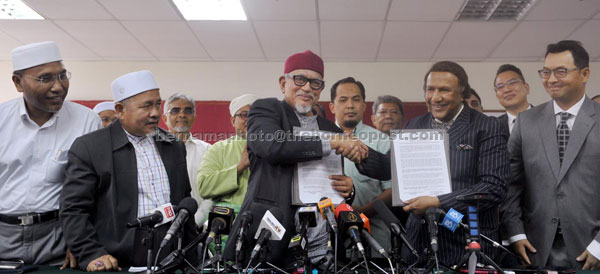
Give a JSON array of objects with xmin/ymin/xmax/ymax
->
[{"xmin": 502, "ymin": 40, "xmax": 600, "ymax": 270}]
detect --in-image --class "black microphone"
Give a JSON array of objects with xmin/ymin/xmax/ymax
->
[
  {"xmin": 235, "ymin": 211, "xmax": 253, "ymax": 257},
  {"xmin": 160, "ymin": 197, "xmax": 198, "ymax": 248},
  {"xmin": 318, "ymin": 197, "xmax": 338, "ymax": 233},
  {"xmin": 372, "ymin": 199, "xmax": 419, "ymax": 258},
  {"xmin": 425, "ymin": 207, "xmax": 440, "ymax": 253},
  {"xmin": 127, "ymin": 203, "xmax": 175, "ymax": 228},
  {"xmin": 205, "ymin": 206, "xmax": 234, "ymax": 245},
  {"xmin": 249, "ymin": 208, "xmax": 286, "ymax": 262},
  {"xmin": 335, "ymin": 204, "xmax": 365, "ymax": 256}
]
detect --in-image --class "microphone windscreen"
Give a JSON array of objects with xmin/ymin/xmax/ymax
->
[
  {"xmin": 177, "ymin": 197, "xmax": 198, "ymax": 214},
  {"xmin": 334, "ymin": 203, "xmax": 353, "ymax": 218}
]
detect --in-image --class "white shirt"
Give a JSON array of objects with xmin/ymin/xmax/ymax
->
[
  {"xmin": 507, "ymin": 105, "xmax": 532, "ymax": 134},
  {"xmin": 553, "ymin": 95, "xmax": 585, "ymax": 129},
  {"xmin": 185, "ymin": 136, "xmax": 211, "ymax": 225},
  {"xmin": 0, "ymin": 98, "xmax": 101, "ymax": 214}
]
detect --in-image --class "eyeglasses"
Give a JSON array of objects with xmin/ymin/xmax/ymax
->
[
  {"xmin": 168, "ymin": 107, "xmax": 194, "ymax": 115},
  {"xmin": 494, "ymin": 79, "xmax": 523, "ymax": 92},
  {"xmin": 20, "ymin": 71, "xmax": 71, "ymax": 85},
  {"xmin": 234, "ymin": 112, "xmax": 249, "ymax": 119},
  {"xmin": 376, "ymin": 109, "xmax": 402, "ymax": 116},
  {"xmin": 538, "ymin": 67, "xmax": 579, "ymax": 79},
  {"xmin": 285, "ymin": 74, "xmax": 325, "ymax": 90}
]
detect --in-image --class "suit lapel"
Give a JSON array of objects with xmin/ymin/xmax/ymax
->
[
  {"xmin": 557, "ymin": 98, "xmax": 596, "ymax": 183},
  {"xmin": 447, "ymin": 106, "xmax": 472, "ymax": 146},
  {"xmin": 538, "ymin": 102, "xmax": 561, "ymax": 182}
]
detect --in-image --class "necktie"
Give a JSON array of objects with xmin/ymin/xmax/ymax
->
[
  {"xmin": 431, "ymin": 119, "xmax": 452, "ymax": 131},
  {"xmin": 556, "ymin": 112, "xmax": 572, "ymax": 165}
]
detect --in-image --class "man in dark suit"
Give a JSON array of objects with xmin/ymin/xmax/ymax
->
[
  {"xmin": 224, "ymin": 50, "xmax": 364, "ymax": 267},
  {"xmin": 357, "ymin": 61, "xmax": 509, "ymax": 266},
  {"xmin": 494, "ymin": 64, "xmax": 532, "ymax": 134},
  {"xmin": 60, "ymin": 70, "xmax": 196, "ymax": 271},
  {"xmin": 502, "ymin": 40, "xmax": 600, "ymax": 270}
]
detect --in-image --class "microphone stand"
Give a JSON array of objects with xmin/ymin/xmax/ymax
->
[
  {"xmin": 201, "ymin": 233, "xmax": 225, "ymax": 272},
  {"xmin": 141, "ymin": 226, "xmax": 155, "ymax": 274},
  {"xmin": 250, "ymin": 243, "xmax": 289, "ymax": 274},
  {"xmin": 154, "ymin": 230, "xmax": 207, "ymax": 274}
]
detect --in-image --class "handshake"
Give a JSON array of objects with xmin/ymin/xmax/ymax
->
[{"xmin": 329, "ymin": 133, "xmax": 369, "ymax": 163}]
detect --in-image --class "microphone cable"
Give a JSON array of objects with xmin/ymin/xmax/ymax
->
[
  {"xmin": 361, "ymin": 251, "xmax": 370, "ymax": 274},
  {"xmin": 387, "ymin": 257, "xmax": 395, "ymax": 274},
  {"xmin": 152, "ymin": 246, "xmax": 163, "ymax": 274},
  {"xmin": 200, "ymin": 242, "xmax": 209, "ymax": 274}
]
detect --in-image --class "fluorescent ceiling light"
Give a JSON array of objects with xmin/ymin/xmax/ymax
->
[
  {"xmin": 457, "ymin": 0, "xmax": 537, "ymax": 21},
  {"xmin": 0, "ymin": 0, "xmax": 43, "ymax": 19},
  {"xmin": 173, "ymin": 0, "xmax": 247, "ymax": 20}
]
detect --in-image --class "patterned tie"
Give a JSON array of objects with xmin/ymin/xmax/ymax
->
[
  {"xmin": 556, "ymin": 112, "xmax": 572, "ymax": 165},
  {"xmin": 431, "ymin": 119, "xmax": 452, "ymax": 130}
]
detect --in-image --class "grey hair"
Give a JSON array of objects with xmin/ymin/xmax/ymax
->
[
  {"xmin": 372, "ymin": 95, "xmax": 404, "ymax": 116},
  {"xmin": 164, "ymin": 92, "xmax": 196, "ymax": 115}
]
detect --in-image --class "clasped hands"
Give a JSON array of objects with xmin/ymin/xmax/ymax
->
[{"xmin": 329, "ymin": 133, "xmax": 369, "ymax": 163}]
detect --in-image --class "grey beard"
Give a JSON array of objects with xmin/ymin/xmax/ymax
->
[
  {"xmin": 295, "ymin": 103, "xmax": 312, "ymax": 114},
  {"xmin": 173, "ymin": 126, "xmax": 190, "ymax": 132}
]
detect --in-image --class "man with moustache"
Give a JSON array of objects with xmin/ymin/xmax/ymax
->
[
  {"xmin": 493, "ymin": 64, "xmax": 533, "ymax": 134},
  {"xmin": 224, "ymin": 50, "xmax": 366, "ymax": 266},
  {"xmin": 502, "ymin": 40, "xmax": 600, "ymax": 270},
  {"xmin": 328, "ymin": 77, "xmax": 392, "ymax": 255},
  {"xmin": 60, "ymin": 70, "xmax": 197, "ymax": 271},
  {"xmin": 356, "ymin": 61, "xmax": 509, "ymax": 266},
  {"xmin": 163, "ymin": 93, "xmax": 212, "ymax": 226},
  {"xmin": 93, "ymin": 101, "xmax": 117, "ymax": 128},
  {"xmin": 0, "ymin": 41, "xmax": 100, "ymax": 267},
  {"xmin": 371, "ymin": 95, "xmax": 404, "ymax": 134}
]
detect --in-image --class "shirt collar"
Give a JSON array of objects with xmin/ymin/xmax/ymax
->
[
  {"xmin": 335, "ymin": 120, "xmax": 364, "ymax": 134},
  {"xmin": 434, "ymin": 104, "xmax": 464, "ymax": 124},
  {"xmin": 553, "ymin": 95, "xmax": 585, "ymax": 117},
  {"xmin": 505, "ymin": 104, "xmax": 532, "ymax": 123},
  {"xmin": 18, "ymin": 97, "xmax": 61, "ymax": 127}
]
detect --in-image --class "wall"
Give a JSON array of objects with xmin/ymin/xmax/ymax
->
[{"xmin": 2, "ymin": 60, "xmax": 599, "ymax": 111}]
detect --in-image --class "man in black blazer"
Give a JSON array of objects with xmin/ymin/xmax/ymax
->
[
  {"xmin": 494, "ymin": 64, "xmax": 533, "ymax": 134},
  {"xmin": 357, "ymin": 61, "xmax": 509, "ymax": 266},
  {"xmin": 60, "ymin": 70, "xmax": 196, "ymax": 271},
  {"xmin": 224, "ymin": 50, "xmax": 364, "ymax": 267}
]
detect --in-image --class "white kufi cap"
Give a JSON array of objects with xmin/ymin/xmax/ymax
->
[
  {"xmin": 93, "ymin": 101, "xmax": 115, "ymax": 114},
  {"xmin": 111, "ymin": 70, "xmax": 159, "ymax": 102},
  {"xmin": 229, "ymin": 94, "xmax": 260, "ymax": 116},
  {"xmin": 11, "ymin": 41, "xmax": 62, "ymax": 71}
]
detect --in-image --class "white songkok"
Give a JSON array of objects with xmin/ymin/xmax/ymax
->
[
  {"xmin": 11, "ymin": 41, "xmax": 62, "ymax": 71},
  {"xmin": 111, "ymin": 70, "xmax": 159, "ymax": 102},
  {"xmin": 93, "ymin": 101, "xmax": 115, "ymax": 114},
  {"xmin": 229, "ymin": 94, "xmax": 260, "ymax": 117}
]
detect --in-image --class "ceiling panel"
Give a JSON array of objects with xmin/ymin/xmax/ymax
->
[
  {"xmin": 242, "ymin": 0, "xmax": 316, "ymax": 21},
  {"xmin": 254, "ymin": 21, "xmax": 319, "ymax": 60},
  {"xmin": 122, "ymin": 21, "xmax": 208, "ymax": 60},
  {"xmin": 388, "ymin": 0, "xmax": 464, "ymax": 21},
  {"xmin": 0, "ymin": 21, "xmax": 98, "ymax": 59},
  {"xmin": 378, "ymin": 21, "xmax": 449, "ymax": 59},
  {"xmin": 189, "ymin": 21, "xmax": 264, "ymax": 60},
  {"xmin": 319, "ymin": 0, "xmax": 389, "ymax": 21},
  {"xmin": 55, "ymin": 20, "xmax": 152, "ymax": 59},
  {"xmin": 490, "ymin": 20, "xmax": 584, "ymax": 58},
  {"xmin": 98, "ymin": 0, "xmax": 182, "ymax": 21},
  {"xmin": 435, "ymin": 21, "xmax": 517, "ymax": 58},
  {"xmin": 24, "ymin": 0, "xmax": 113, "ymax": 20},
  {"xmin": 525, "ymin": 0, "xmax": 600, "ymax": 21},
  {"xmin": 567, "ymin": 20, "xmax": 600, "ymax": 58},
  {"xmin": 321, "ymin": 21, "xmax": 384, "ymax": 60}
]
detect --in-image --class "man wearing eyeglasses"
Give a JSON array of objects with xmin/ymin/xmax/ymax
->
[
  {"xmin": 93, "ymin": 101, "xmax": 117, "ymax": 128},
  {"xmin": 163, "ymin": 93, "xmax": 212, "ymax": 226},
  {"xmin": 502, "ymin": 40, "xmax": 600, "ymax": 270},
  {"xmin": 493, "ymin": 64, "xmax": 532, "ymax": 134},
  {"xmin": 371, "ymin": 95, "xmax": 405, "ymax": 134},
  {"xmin": 197, "ymin": 94, "xmax": 259, "ymax": 217},
  {"xmin": 0, "ymin": 41, "xmax": 101, "ymax": 267},
  {"xmin": 224, "ymin": 50, "xmax": 366, "ymax": 267}
]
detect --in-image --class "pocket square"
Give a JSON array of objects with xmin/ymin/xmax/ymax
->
[{"xmin": 457, "ymin": 144, "xmax": 473, "ymax": 151}]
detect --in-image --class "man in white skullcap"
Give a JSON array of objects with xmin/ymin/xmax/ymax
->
[
  {"xmin": 0, "ymin": 41, "xmax": 100, "ymax": 268},
  {"xmin": 162, "ymin": 93, "xmax": 212, "ymax": 226},
  {"xmin": 197, "ymin": 94, "xmax": 259, "ymax": 217},
  {"xmin": 93, "ymin": 101, "xmax": 117, "ymax": 128},
  {"xmin": 60, "ymin": 70, "xmax": 197, "ymax": 271}
]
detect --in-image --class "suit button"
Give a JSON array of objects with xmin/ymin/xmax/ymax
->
[
  {"xmin": 557, "ymin": 192, "xmax": 565, "ymax": 199},
  {"xmin": 551, "ymin": 218, "xmax": 559, "ymax": 223}
]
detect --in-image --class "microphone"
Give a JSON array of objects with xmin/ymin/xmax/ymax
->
[
  {"xmin": 205, "ymin": 206, "xmax": 235, "ymax": 245},
  {"xmin": 126, "ymin": 203, "xmax": 175, "ymax": 228},
  {"xmin": 250, "ymin": 208, "xmax": 286, "ymax": 262},
  {"xmin": 425, "ymin": 207, "xmax": 440, "ymax": 253},
  {"xmin": 372, "ymin": 199, "xmax": 419, "ymax": 258},
  {"xmin": 235, "ymin": 211, "xmax": 253, "ymax": 256},
  {"xmin": 318, "ymin": 197, "xmax": 338, "ymax": 233},
  {"xmin": 359, "ymin": 214, "xmax": 389, "ymax": 258},
  {"xmin": 160, "ymin": 197, "xmax": 198, "ymax": 248},
  {"xmin": 289, "ymin": 206, "xmax": 318, "ymax": 256},
  {"xmin": 335, "ymin": 203, "xmax": 365, "ymax": 256}
]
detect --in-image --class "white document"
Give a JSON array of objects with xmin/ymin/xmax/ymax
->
[
  {"xmin": 390, "ymin": 129, "xmax": 452, "ymax": 206},
  {"xmin": 292, "ymin": 128, "xmax": 344, "ymax": 205}
]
